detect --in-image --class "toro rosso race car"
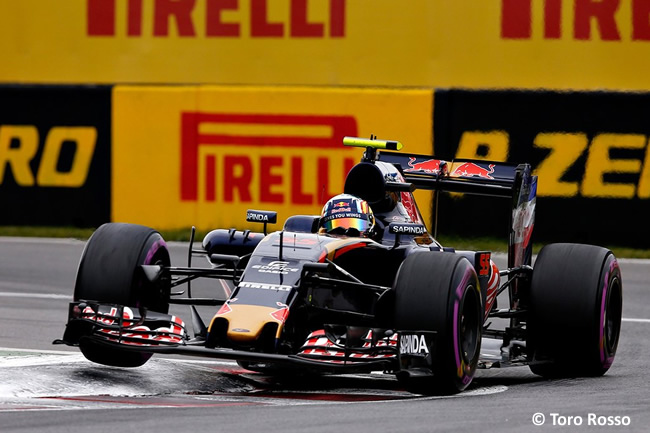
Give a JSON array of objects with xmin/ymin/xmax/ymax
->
[{"xmin": 56, "ymin": 137, "xmax": 623, "ymax": 394}]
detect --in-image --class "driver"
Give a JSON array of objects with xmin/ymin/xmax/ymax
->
[{"xmin": 319, "ymin": 194, "xmax": 376, "ymax": 238}]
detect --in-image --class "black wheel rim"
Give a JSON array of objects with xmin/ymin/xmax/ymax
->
[
  {"xmin": 604, "ymin": 276, "xmax": 622, "ymax": 355},
  {"xmin": 460, "ymin": 285, "xmax": 481, "ymax": 364}
]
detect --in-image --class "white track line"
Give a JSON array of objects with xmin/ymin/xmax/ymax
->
[
  {"xmin": 1, "ymin": 292, "xmax": 649, "ymax": 324},
  {"xmin": 2, "ymin": 238, "xmax": 650, "ymax": 262},
  {"xmin": 0, "ymin": 292, "xmax": 70, "ymax": 300},
  {"xmin": 0, "ymin": 347, "xmax": 74, "ymax": 355},
  {"xmin": 0, "ymin": 237, "xmax": 85, "ymax": 245}
]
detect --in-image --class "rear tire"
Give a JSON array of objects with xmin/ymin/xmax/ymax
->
[
  {"xmin": 394, "ymin": 252, "xmax": 482, "ymax": 394},
  {"xmin": 528, "ymin": 243, "xmax": 622, "ymax": 377},
  {"xmin": 74, "ymin": 223, "xmax": 171, "ymax": 367}
]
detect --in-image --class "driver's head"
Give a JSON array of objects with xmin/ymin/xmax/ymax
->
[{"xmin": 319, "ymin": 194, "xmax": 375, "ymax": 237}]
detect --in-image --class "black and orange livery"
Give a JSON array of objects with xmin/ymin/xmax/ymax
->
[{"xmin": 57, "ymin": 136, "xmax": 622, "ymax": 395}]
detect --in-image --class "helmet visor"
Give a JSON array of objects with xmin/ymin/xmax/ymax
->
[{"xmin": 321, "ymin": 214, "xmax": 371, "ymax": 234}]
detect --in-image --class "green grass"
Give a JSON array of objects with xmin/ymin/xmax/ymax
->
[
  {"xmin": 0, "ymin": 226, "xmax": 209, "ymax": 242},
  {"xmin": 0, "ymin": 226, "xmax": 97, "ymax": 239},
  {"xmin": 1, "ymin": 226, "xmax": 648, "ymax": 259},
  {"xmin": 435, "ymin": 235, "xmax": 510, "ymax": 254},
  {"xmin": 435, "ymin": 235, "xmax": 650, "ymax": 260}
]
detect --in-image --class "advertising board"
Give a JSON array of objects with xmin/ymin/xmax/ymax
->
[
  {"xmin": 2, "ymin": 1, "xmax": 649, "ymax": 90},
  {"xmin": 0, "ymin": 86, "xmax": 111, "ymax": 226},
  {"xmin": 112, "ymin": 86, "xmax": 434, "ymax": 231},
  {"xmin": 432, "ymin": 89, "xmax": 650, "ymax": 246}
]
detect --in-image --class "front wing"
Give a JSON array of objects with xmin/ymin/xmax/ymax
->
[{"xmin": 57, "ymin": 301, "xmax": 397, "ymax": 374}]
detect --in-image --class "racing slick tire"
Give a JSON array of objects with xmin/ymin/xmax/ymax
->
[
  {"xmin": 394, "ymin": 252, "xmax": 482, "ymax": 395},
  {"xmin": 74, "ymin": 223, "xmax": 171, "ymax": 367},
  {"xmin": 528, "ymin": 243, "xmax": 622, "ymax": 378}
]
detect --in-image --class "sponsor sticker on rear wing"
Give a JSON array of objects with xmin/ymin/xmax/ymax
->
[{"xmin": 378, "ymin": 151, "xmax": 523, "ymax": 198}]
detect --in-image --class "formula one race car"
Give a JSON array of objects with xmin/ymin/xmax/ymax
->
[{"xmin": 56, "ymin": 137, "xmax": 623, "ymax": 395}]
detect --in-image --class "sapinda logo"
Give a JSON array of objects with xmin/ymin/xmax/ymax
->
[
  {"xmin": 87, "ymin": 0, "xmax": 345, "ymax": 38},
  {"xmin": 502, "ymin": 0, "xmax": 650, "ymax": 41},
  {"xmin": 180, "ymin": 112, "xmax": 358, "ymax": 205},
  {"xmin": 399, "ymin": 334, "xmax": 430, "ymax": 355},
  {"xmin": 0, "ymin": 125, "xmax": 96, "ymax": 187},
  {"xmin": 247, "ymin": 212, "xmax": 271, "ymax": 221},
  {"xmin": 388, "ymin": 223, "xmax": 426, "ymax": 235}
]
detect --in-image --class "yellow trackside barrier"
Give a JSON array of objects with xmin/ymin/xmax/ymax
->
[
  {"xmin": 1, "ymin": 1, "xmax": 649, "ymax": 91},
  {"xmin": 112, "ymin": 86, "xmax": 434, "ymax": 231}
]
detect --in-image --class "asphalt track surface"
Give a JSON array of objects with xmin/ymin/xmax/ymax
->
[{"xmin": 0, "ymin": 237, "xmax": 648, "ymax": 432}]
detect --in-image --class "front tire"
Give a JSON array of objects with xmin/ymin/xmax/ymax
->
[
  {"xmin": 75, "ymin": 223, "xmax": 171, "ymax": 313},
  {"xmin": 394, "ymin": 252, "xmax": 482, "ymax": 394},
  {"xmin": 74, "ymin": 223, "xmax": 171, "ymax": 367},
  {"xmin": 528, "ymin": 243, "xmax": 622, "ymax": 377}
]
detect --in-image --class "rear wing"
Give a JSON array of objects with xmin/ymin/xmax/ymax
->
[
  {"xmin": 377, "ymin": 151, "xmax": 537, "ymax": 268},
  {"xmin": 378, "ymin": 152, "xmax": 518, "ymax": 198}
]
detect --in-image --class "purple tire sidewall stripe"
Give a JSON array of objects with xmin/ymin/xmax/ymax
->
[
  {"xmin": 453, "ymin": 267, "xmax": 475, "ymax": 380},
  {"xmin": 136, "ymin": 236, "xmax": 167, "ymax": 309},
  {"xmin": 600, "ymin": 258, "xmax": 618, "ymax": 368},
  {"xmin": 145, "ymin": 237, "xmax": 168, "ymax": 265}
]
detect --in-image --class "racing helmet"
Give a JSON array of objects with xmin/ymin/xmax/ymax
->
[{"xmin": 319, "ymin": 194, "xmax": 375, "ymax": 237}]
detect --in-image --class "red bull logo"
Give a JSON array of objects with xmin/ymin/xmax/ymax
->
[
  {"xmin": 405, "ymin": 157, "xmax": 447, "ymax": 174},
  {"xmin": 452, "ymin": 162, "xmax": 495, "ymax": 179}
]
